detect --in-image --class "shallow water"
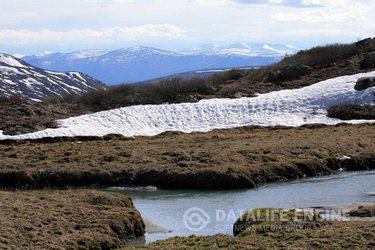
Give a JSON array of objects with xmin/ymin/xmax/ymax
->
[{"xmin": 112, "ymin": 171, "xmax": 375, "ymax": 243}]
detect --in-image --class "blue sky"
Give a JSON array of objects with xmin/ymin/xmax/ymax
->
[{"xmin": 0, "ymin": 0, "xmax": 374, "ymax": 55}]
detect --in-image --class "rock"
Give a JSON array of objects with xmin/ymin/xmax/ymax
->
[
  {"xmin": 355, "ymin": 76, "xmax": 375, "ymax": 91},
  {"xmin": 362, "ymin": 51, "xmax": 375, "ymax": 68},
  {"xmin": 281, "ymin": 65, "xmax": 312, "ymax": 80}
]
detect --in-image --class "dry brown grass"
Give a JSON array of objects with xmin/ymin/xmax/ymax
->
[
  {"xmin": 0, "ymin": 123, "xmax": 374, "ymax": 189},
  {"xmin": 0, "ymin": 190, "xmax": 145, "ymax": 249},
  {"xmin": 0, "ymin": 95, "xmax": 85, "ymax": 135}
]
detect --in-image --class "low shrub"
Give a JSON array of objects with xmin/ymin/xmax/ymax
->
[
  {"xmin": 355, "ymin": 77, "xmax": 375, "ymax": 91},
  {"xmin": 0, "ymin": 94, "xmax": 26, "ymax": 105},
  {"xmin": 58, "ymin": 70, "xmax": 245, "ymax": 111},
  {"xmin": 279, "ymin": 43, "xmax": 359, "ymax": 68},
  {"xmin": 327, "ymin": 104, "xmax": 375, "ymax": 120},
  {"xmin": 361, "ymin": 51, "xmax": 375, "ymax": 69}
]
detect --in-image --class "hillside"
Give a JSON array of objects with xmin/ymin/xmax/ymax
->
[
  {"xmin": 1, "ymin": 71, "xmax": 374, "ymax": 140},
  {"xmin": 22, "ymin": 43, "xmax": 297, "ymax": 84},
  {"xmin": 0, "ymin": 54, "xmax": 104, "ymax": 101},
  {"xmin": 1, "ymin": 39, "xmax": 374, "ymax": 136},
  {"xmin": 54, "ymin": 38, "xmax": 375, "ymax": 113}
]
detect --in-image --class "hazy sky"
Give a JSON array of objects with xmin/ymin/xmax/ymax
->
[{"xmin": 1, "ymin": 0, "xmax": 374, "ymax": 55}]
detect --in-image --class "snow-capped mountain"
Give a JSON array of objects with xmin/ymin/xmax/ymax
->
[
  {"xmin": 22, "ymin": 43, "xmax": 301, "ymax": 84},
  {"xmin": 190, "ymin": 42, "xmax": 300, "ymax": 56},
  {"xmin": 1, "ymin": 71, "xmax": 374, "ymax": 140},
  {"xmin": 0, "ymin": 54, "xmax": 104, "ymax": 101}
]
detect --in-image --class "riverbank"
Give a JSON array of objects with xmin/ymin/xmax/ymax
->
[
  {"xmin": 0, "ymin": 190, "xmax": 145, "ymax": 249},
  {"xmin": 139, "ymin": 221, "xmax": 375, "ymax": 249},
  {"xmin": 0, "ymin": 123, "xmax": 374, "ymax": 189},
  {"xmin": 137, "ymin": 205, "xmax": 375, "ymax": 249}
]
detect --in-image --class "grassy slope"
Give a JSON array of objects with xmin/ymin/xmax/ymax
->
[
  {"xmin": 0, "ymin": 190, "xmax": 145, "ymax": 249},
  {"xmin": 0, "ymin": 123, "xmax": 374, "ymax": 189}
]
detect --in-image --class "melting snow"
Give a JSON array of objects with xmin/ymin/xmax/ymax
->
[{"xmin": 0, "ymin": 71, "xmax": 374, "ymax": 140}]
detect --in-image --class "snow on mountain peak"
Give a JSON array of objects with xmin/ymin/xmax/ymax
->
[
  {"xmin": 0, "ymin": 54, "xmax": 104, "ymax": 101},
  {"xmin": 0, "ymin": 53, "xmax": 27, "ymax": 68},
  {"xmin": 69, "ymin": 49, "xmax": 109, "ymax": 59},
  {"xmin": 22, "ymin": 43, "xmax": 301, "ymax": 84}
]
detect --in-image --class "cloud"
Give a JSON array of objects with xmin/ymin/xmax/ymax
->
[
  {"xmin": 0, "ymin": 0, "xmax": 374, "ymax": 54},
  {"xmin": 271, "ymin": 10, "xmax": 332, "ymax": 23},
  {"xmin": 271, "ymin": 0, "xmax": 375, "ymax": 25},
  {"xmin": 193, "ymin": 0, "xmax": 236, "ymax": 7},
  {"xmin": 301, "ymin": 0, "xmax": 322, "ymax": 5},
  {"xmin": 228, "ymin": 0, "xmax": 323, "ymax": 8},
  {"xmin": 0, "ymin": 24, "xmax": 186, "ymax": 45}
]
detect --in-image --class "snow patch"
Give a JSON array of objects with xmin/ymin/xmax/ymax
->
[{"xmin": 1, "ymin": 71, "xmax": 374, "ymax": 140}]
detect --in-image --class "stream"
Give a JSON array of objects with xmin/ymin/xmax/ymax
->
[{"xmin": 110, "ymin": 170, "xmax": 375, "ymax": 243}]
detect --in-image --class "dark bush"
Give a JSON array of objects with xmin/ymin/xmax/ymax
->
[
  {"xmin": 355, "ymin": 77, "xmax": 375, "ymax": 91},
  {"xmin": 210, "ymin": 69, "xmax": 244, "ymax": 85},
  {"xmin": 327, "ymin": 105, "xmax": 375, "ymax": 120},
  {"xmin": 0, "ymin": 94, "xmax": 26, "ymax": 105},
  {"xmin": 58, "ymin": 69, "xmax": 245, "ymax": 111},
  {"xmin": 281, "ymin": 65, "xmax": 312, "ymax": 80},
  {"xmin": 279, "ymin": 43, "xmax": 359, "ymax": 68},
  {"xmin": 361, "ymin": 52, "xmax": 375, "ymax": 69}
]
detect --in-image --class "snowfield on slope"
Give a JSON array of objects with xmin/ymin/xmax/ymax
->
[{"xmin": 1, "ymin": 71, "xmax": 374, "ymax": 140}]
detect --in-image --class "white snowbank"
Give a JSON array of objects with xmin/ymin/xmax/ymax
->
[{"xmin": 1, "ymin": 71, "xmax": 374, "ymax": 140}]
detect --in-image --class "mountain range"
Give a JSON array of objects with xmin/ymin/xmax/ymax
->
[
  {"xmin": 0, "ymin": 54, "xmax": 104, "ymax": 101},
  {"xmin": 22, "ymin": 43, "xmax": 301, "ymax": 84}
]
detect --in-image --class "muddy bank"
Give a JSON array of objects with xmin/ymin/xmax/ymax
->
[
  {"xmin": 0, "ymin": 124, "xmax": 374, "ymax": 190},
  {"xmin": 0, "ymin": 190, "xmax": 145, "ymax": 249}
]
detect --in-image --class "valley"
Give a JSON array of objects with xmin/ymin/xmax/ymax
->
[
  {"xmin": 22, "ymin": 43, "xmax": 295, "ymax": 84},
  {"xmin": 0, "ymin": 38, "xmax": 374, "ymax": 249}
]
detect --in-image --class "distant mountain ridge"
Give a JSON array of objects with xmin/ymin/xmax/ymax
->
[
  {"xmin": 22, "ymin": 43, "xmax": 300, "ymax": 84},
  {"xmin": 0, "ymin": 54, "xmax": 104, "ymax": 101}
]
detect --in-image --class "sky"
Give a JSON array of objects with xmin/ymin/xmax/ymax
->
[{"xmin": 0, "ymin": 0, "xmax": 374, "ymax": 55}]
